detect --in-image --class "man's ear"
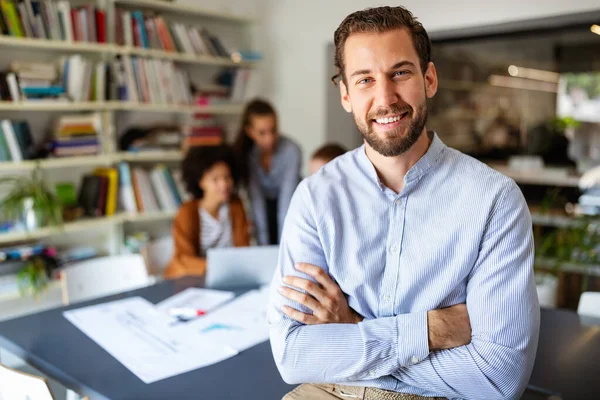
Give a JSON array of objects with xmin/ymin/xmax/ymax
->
[
  {"xmin": 424, "ymin": 61, "xmax": 438, "ymax": 99},
  {"xmin": 340, "ymin": 80, "xmax": 352, "ymax": 113}
]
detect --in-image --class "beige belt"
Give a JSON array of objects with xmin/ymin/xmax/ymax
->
[{"xmin": 334, "ymin": 385, "xmax": 446, "ymax": 400}]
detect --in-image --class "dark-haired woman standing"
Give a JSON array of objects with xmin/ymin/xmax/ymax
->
[
  {"xmin": 164, "ymin": 145, "xmax": 250, "ymax": 279},
  {"xmin": 234, "ymin": 99, "xmax": 301, "ymax": 245}
]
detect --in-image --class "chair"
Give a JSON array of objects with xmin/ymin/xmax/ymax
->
[
  {"xmin": 577, "ymin": 292, "xmax": 600, "ymax": 318},
  {"xmin": 0, "ymin": 362, "xmax": 55, "ymax": 400},
  {"xmin": 140, "ymin": 236, "xmax": 174, "ymax": 277},
  {"xmin": 61, "ymin": 254, "xmax": 150, "ymax": 305}
]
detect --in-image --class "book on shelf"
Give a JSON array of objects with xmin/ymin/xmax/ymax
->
[
  {"xmin": 0, "ymin": 119, "xmax": 34, "ymax": 161},
  {"xmin": 0, "ymin": 0, "xmax": 106, "ymax": 43},
  {"xmin": 77, "ymin": 167, "xmax": 119, "ymax": 218},
  {"xmin": 115, "ymin": 7, "xmax": 231, "ymax": 58},
  {"xmin": 51, "ymin": 112, "xmax": 103, "ymax": 157},
  {"xmin": 119, "ymin": 124, "xmax": 183, "ymax": 152},
  {"xmin": 181, "ymin": 108, "xmax": 223, "ymax": 150},
  {"xmin": 114, "ymin": 55, "xmax": 192, "ymax": 105},
  {"xmin": 211, "ymin": 67, "xmax": 251, "ymax": 104},
  {"xmin": 120, "ymin": 162, "xmax": 187, "ymax": 214},
  {"xmin": 0, "ymin": 56, "xmax": 108, "ymax": 102}
]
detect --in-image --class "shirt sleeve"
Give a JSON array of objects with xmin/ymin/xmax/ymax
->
[
  {"xmin": 268, "ymin": 181, "xmax": 430, "ymax": 385},
  {"xmin": 248, "ymin": 164, "xmax": 269, "ymax": 245},
  {"xmin": 393, "ymin": 181, "xmax": 540, "ymax": 400},
  {"xmin": 276, "ymin": 141, "xmax": 302, "ymax": 241}
]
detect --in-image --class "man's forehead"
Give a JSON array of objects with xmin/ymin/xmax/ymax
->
[{"xmin": 343, "ymin": 29, "xmax": 418, "ymax": 66}]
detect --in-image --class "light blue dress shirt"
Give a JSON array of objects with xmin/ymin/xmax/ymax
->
[
  {"xmin": 248, "ymin": 136, "xmax": 301, "ymax": 245},
  {"xmin": 268, "ymin": 132, "xmax": 540, "ymax": 400}
]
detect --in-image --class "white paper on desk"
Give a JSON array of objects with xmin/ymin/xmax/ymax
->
[
  {"xmin": 155, "ymin": 287, "xmax": 234, "ymax": 313},
  {"xmin": 182, "ymin": 286, "xmax": 270, "ymax": 352},
  {"xmin": 64, "ymin": 297, "xmax": 237, "ymax": 384}
]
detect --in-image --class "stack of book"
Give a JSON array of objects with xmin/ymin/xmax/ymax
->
[
  {"xmin": 0, "ymin": 56, "xmax": 108, "ymax": 102},
  {"xmin": 0, "ymin": 0, "xmax": 106, "ymax": 43},
  {"xmin": 77, "ymin": 167, "xmax": 119, "ymax": 217},
  {"xmin": 182, "ymin": 113, "xmax": 223, "ymax": 149},
  {"xmin": 0, "ymin": 119, "xmax": 33, "ymax": 161},
  {"xmin": 118, "ymin": 162, "xmax": 189, "ymax": 214},
  {"xmin": 62, "ymin": 55, "xmax": 108, "ymax": 102},
  {"xmin": 0, "ymin": 60, "xmax": 62, "ymax": 101},
  {"xmin": 113, "ymin": 55, "xmax": 192, "ymax": 104},
  {"xmin": 51, "ymin": 112, "xmax": 102, "ymax": 158},
  {"xmin": 194, "ymin": 83, "xmax": 230, "ymax": 105},
  {"xmin": 115, "ymin": 9, "xmax": 230, "ymax": 58},
  {"xmin": 121, "ymin": 125, "xmax": 183, "ymax": 152}
]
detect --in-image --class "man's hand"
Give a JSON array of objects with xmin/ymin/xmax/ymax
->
[
  {"xmin": 278, "ymin": 262, "xmax": 363, "ymax": 325},
  {"xmin": 427, "ymin": 303, "xmax": 472, "ymax": 351}
]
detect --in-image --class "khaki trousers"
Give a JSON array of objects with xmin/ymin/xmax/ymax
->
[{"xmin": 283, "ymin": 384, "xmax": 447, "ymax": 400}]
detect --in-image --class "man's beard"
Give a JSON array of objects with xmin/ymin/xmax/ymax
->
[{"xmin": 354, "ymin": 98, "xmax": 428, "ymax": 157}]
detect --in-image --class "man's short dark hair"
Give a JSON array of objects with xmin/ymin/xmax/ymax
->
[
  {"xmin": 182, "ymin": 145, "xmax": 238, "ymax": 199},
  {"xmin": 312, "ymin": 143, "xmax": 347, "ymax": 163},
  {"xmin": 332, "ymin": 6, "xmax": 431, "ymax": 85}
]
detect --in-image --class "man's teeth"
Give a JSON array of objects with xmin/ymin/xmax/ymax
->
[{"xmin": 375, "ymin": 115, "xmax": 403, "ymax": 124}]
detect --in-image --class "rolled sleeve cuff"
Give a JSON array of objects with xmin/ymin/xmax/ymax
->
[{"xmin": 396, "ymin": 310, "xmax": 430, "ymax": 367}]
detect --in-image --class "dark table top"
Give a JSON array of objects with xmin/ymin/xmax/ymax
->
[
  {"xmin": 0, "ymin": 279, "xmax": 599, "ymax": 400},
  {"xmin": 0, "ymin": 277, "xmax": 295, "ymax": 400},
  {"xmin": 527, "ymin": 308, "xmax": 600, "ymax": 400}
]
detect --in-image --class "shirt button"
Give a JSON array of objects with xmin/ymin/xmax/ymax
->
[
  {"xmin": 383, "ymin": 295, "xmax": 391, "ymax": 302},
  {"xmin": 390, "ymin": 245, "xmax": 399, "ymax": 253},
  {"xmin": 395, "ymin": 199, "xmax": 402, "ymax": 205},
  {"xmin": 411, "ymin": 356, "xmax": 420, "ymax": 364},
  {"xmin": 369, "ymin": 370, "xmax": 376, "ymax": 377}
]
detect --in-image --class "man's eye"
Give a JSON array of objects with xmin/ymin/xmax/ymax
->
[{"xmin": 358, "ymin": 78, "xmax": 373, "ymax": 84}]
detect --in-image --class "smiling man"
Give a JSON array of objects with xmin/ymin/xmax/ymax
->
[{"xmin": 268, "ymin": 6, "xmax": 540, "ymax": 400}]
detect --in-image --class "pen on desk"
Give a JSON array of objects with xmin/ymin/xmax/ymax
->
[{"xmin": 168, "ymin": 308, "xmax": 206, "ymax": 320}]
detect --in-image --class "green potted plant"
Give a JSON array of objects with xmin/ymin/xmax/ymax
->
[
  {"xmin": 535, "ymin": 216, "xmax": 600, "ymax": 307},
  {"xmin": 16, "ymin": 248, "xmax": 59, "ymax": 298},
  {"xmin": 0, "ymin": 166, "xmax": 63, "ymax": 231}
]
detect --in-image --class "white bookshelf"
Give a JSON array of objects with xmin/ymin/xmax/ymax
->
[
  {"xmin": 0, "ymin": 0, "xmax": 256, "ymax": 317},
  {"xmin": 0, "ymin": 151, "xmax": 184, "ymax": 172},
  {"xmin": 0, "ymin": 155, "xmax": 114, "ymax": 172},
  {"xmin": 0, "ymin": 214, "xmax": 121, "ymax": 245},
  {"xmin": 120, "ymin": 46, "xmax": 255, "ymax": 67},
  {"xmin": 111, "ymin": 0, "xmax": 253, "ymax": 22},
  {"xmin": 0, "ymin": 101, "xmax": 245, "ymax": 114},
  {"xmin": 117, "ymin": 150, "xmax": 182, "ymax": 162},
  {"xmin": 113, "ymin": 101, "xmax": 244, "ymax": 114},
  {"xmin": 530, "ymin": 213, "xmax": 581, "ymax": 228},
  {"xmin": 488, "ymin": 164, "xmax": 581, "ymax": 187},
  {"xmin": 122, "ymin": 210, "xmax": 177, "ymax": 223},
  {"xmin": 0, "ymin": 210, "xmax": 180, "ymax": 245},
  {"xmin": 0, "ymin": 36, "xmax": 117, "ymax": 54},
  {"xmin": 0, "ymin": 101, "xmax": 110, "ymax": 112}
]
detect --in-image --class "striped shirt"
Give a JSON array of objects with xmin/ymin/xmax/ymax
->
[
  {"xmin": 199, "ymin": 204, "xmax": 232, "ymax": 256},
  {"xmin": 248, "ymin": 136, "xmax": 301, "ymax": 245},
  {"xmin": 268, "ymin": 132, "xmax": 540, "ymax": 400}
]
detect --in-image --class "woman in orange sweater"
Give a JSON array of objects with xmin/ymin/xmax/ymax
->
[{"xmin": 164, "ymin": 145, "xmax": 250, "ymax": 279}]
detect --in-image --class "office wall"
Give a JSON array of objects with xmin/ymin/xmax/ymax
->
[{"xmin": 260, "ymin": 0, "xmax": 600, "ymax": 172}]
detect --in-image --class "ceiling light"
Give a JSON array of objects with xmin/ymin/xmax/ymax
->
[
  {"xmin": 505, "ymin": 65, "xmax": 560, "ymax": 83},
  {"xmin": 592, "ymin": 24, "xmax": 600, "ymax": 35}
]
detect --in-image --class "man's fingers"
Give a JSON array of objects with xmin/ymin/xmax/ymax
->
[
  {"xmin": 294, "ymin": 263, "xmax": 339, "ymax": 293},
  {"xmin": 282, "ymin": 275, "xmax": 327, "ymax": 302},
  {"xmin": 282, "ymin": 305, "xmax": 319, "ymax": 325},
  {"xmin": 279, "ymin": 286, "xmax": 323, "ymax": 312}
]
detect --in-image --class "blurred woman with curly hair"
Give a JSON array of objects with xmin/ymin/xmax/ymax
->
[{"xmin": 164, "ymin": 145, "xmax": 250, "ymax": 279}]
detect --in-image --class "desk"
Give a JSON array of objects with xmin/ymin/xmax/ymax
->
[
  {"xmin": 0, "ymin": 277, "xmax": 294, "ymax": 400},
  {"xmin": 1, "ymin": 280, "xmax": 599, "ymax": 400},
  {"xmin": 528, "ymin": 308, "xmax": 600, "ymax": 400}
]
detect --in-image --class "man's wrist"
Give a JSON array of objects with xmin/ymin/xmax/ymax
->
[{"xmin": 427, "ymin": 309, "xmax": 442, "ymax": 351}]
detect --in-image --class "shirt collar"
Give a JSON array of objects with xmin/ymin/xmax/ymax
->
[{"xmin": 356, "ymin": 131, "xmax": 446, "ymax": 190}]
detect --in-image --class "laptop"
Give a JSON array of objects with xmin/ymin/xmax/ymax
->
[{"xmin": 205, "ymin": 245, "xmax": 280, "ymax": 289}]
